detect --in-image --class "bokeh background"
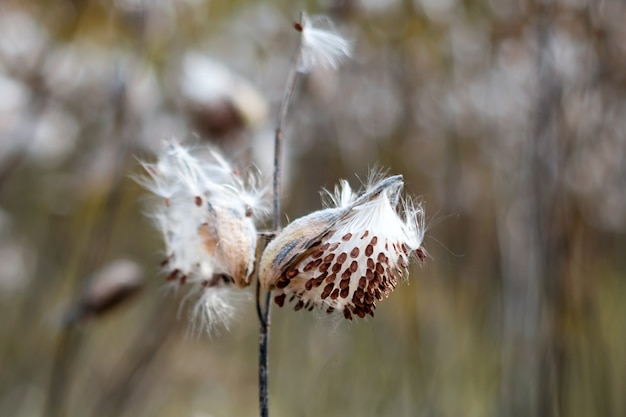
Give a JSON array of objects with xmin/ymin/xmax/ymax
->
[{"xmin": 1, "ymin": 0, "xmax": 625, "ymax": 416}]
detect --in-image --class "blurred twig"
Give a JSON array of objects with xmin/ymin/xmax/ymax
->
[
  {"xmin": 92, "ymin": 300, "xmax": 178, "ymax": 417},
  {"xmin": 44, "ymin": 322, "xmax": 83, "ymax": 417}
]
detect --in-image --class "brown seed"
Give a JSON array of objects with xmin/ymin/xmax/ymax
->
[
  {"xmin": 355, "ymin": 288, "xmax": 364, "ymax": 299},
  {"xmin": 415, "ymin": 248, "xmax": 427, "ymax": 261},
  {"xmin": 343, "ymin": 309, "xmax": 353, "ymax": 320},
  {"xmin": 337, "ymin": 252, "xmax": 348, "ymax": 264},
  {"xmin": 360, "ymin": 230, "xmax": 369, "ymax": 239},
  {"xmin": 326, "ymin": 306, "xmax": 335, "ymax": 314},
  {"xmin": 308, "ymin": 304, "xmax": 315, "ymax": 311},
  {"xmin": 286, "ymin": 269, "xmax": 298, "ymax": 279},
  {"xmin": 339, "ymin": 279, "xmax": 350, "ymax": 290},
  {"xmin": 377, "ymin": 252, "xmax": 387, "ymax": 263},
  {"xmin": 329, "ymin": 242, "xmax": 340, "ymax": 251},
  {"xmin": 321, "ymin": 283, "xmax": 334, "ymax": 299},
  {"xmin": 332, "ymin": 263, "xmax": 342, "ymax": 273},
  {"xmin": 370, "ymin": 236, "xmax": 378, "ymax": 246},
  {"xmin": 276, "ymin": 277, "xmax": 290, "ymax": 289},
  {"xmin": 352, "ymin": 293, "xmax": 363, "ymax": 307},
  {"xmin": 166, "ymin": 269, "xmax": 181, "ymax": 281},
  {"xmin": 349, "ymin": 260, "xmax": 358, "ymax": 273},
  {"xmin": 374, "ymin": 289, "xmax": 383, "ymax": 300},
  {"xmin": 341, "ymin": 269, "xmax": 352, "ymax": 279},
  {"xmin": 340, "ymin": 287, "xmax": 349, "ymax": 298},
  {"xmin": 194, "ymin": 196, "xmax": 202, "ymax": 207},
  {"xmin": 365, "ymin": 245, "xmax": 374, "ymax": 257},
  {"xmin": 323, "ymin": 253, "xmax": 335, "ymax": 263},
  {"xmin": 401, "ymin": 243, "xmax": 409, "ymax": 255},
  {"xmin": 294, "ymin": 300, "xmax": 304, "ymax": 311},
  {"xmin": 373, "ymin": 271, "xmax": 382, "ymax": 284},
  {"xmin": 342, "ymin": 233, "xmax": 353, "ymax": 241},
  {"xmin": 390, "ymin": 277, "xmax": 398, "ymax": 288},
  {"xmin": 330, "ymin": 288, "xmax": 340, "ymax": 300},
  {"xmin": 320, "ymin": 242, "xmax": 331, "ymax": 251},
  {"xmin": 354, "ymin": 308, "xmax": 366, "ymax": 318},
  {"xmin": 274, "ymin": 293, "xmax": 286, "ymax": 307},
  {"xmin": 358, "ymin": 276, "xmax": 367, "ymax": 289},
  {"xmin": 319, "ymin": 263, "xmax": 330, "ymax": 272},
  {"xmin": 364, "ymin": 293, "xmax": 373, "ymax": 304},
  {"xmin": 311, "ymin": 249, "xmax": 324, "ymax": 259},
  {"xmin": 325, "ymin": 273, "xmax": 336, "ymax": 284},
  {"xmin": 350, "ymin": 247, "xmax": 360, "ymax": 258},
  {"xmin": 305, "ymin": 279, "xmax": 314, "ymax": 291},
  {"xmin": 376, "ymin": 263, "xmax": 384, "ymax": 274},
  {"xmin": 315, "ymin": 271, "xmax": 328, "ymax": 283},
  {"xmin": 399, "ymin": 256, "xmax": 408, "ymax": 268},
  {"xmin": 365, "ymin": 269, "xmax": 374, "ymax": 280},
  {"xmin": 367, "ymin": 280, "xmax": 377, "ymax": 291},
  {"xmin": 367, "ymin": 258, "xmax": 375, "ymax": 269},
  {"xmin": 303, "ymin": 258, "xmax": 323, "ymax": 272}
]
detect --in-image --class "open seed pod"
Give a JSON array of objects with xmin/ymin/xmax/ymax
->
[{"xmin": 259, "ymin": 175, "xmax": 426, "ymax": 320}]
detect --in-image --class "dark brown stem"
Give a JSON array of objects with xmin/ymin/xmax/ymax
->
[{"xmin": 258, "ymin": 12, "xmax": 305, "ymax": 417}]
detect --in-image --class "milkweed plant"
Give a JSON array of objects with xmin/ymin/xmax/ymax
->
[{"xmin": 138, "ymin": 11, "xmax": 427, "ymax": 416}]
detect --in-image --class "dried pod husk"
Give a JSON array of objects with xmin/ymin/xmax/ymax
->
[{"xmin": 199, "ymin": 202, "xmax": 257, "ymax": 288}]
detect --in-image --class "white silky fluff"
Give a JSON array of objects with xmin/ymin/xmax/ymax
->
[
  {"xmin": 138, "ymin": 141, "xmax": 266, "ymax": 331},
  {"xmin": 298, "ymin": 13, "xmax": 352, "ymax": 73},
  {"xmin": 328, "ymin": 176, "xmax": 426, "ymax": 257}
]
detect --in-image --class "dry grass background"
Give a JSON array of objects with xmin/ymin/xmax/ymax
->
[{"xmin": 0, "ymin": 1, "xmax": 625, "ymax": 416}]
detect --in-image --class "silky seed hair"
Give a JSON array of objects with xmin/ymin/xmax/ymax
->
[
  {"xmin": 297, "ymin": 12, "xmax": 352, "ymax": 73},
  {"xmin": 259, "ymin": 173, "xmax": 426, "ymax": 320},
  {"xmin": 138, "ymin": 141, "xmax": 267, "ymax": 331}
]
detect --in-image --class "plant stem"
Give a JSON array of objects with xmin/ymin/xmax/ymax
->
[
  {"xmin": 45, "ymin": 323, "xmax": 81, "ymax": 417},
  {"xmin": 257, "ymin": 13, "xmax": 304, "ymax": 417}
]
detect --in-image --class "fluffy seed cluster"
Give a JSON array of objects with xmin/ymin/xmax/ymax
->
[
  {"xmin": 259, "ymin": 175, "xmax": 426, "ymax": 320},
  {"xmin": 297, "ymin": 12, "xmax": 352, "ymax": 73},
  {"xmin": 139, "ymin": 142, "xmax": 266, "ymax": 330}
]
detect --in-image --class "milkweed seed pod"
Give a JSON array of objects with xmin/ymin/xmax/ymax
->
[
  {"xmin": 65, "ymin": 259, "xmax": 145, "ymax": 324},
  {"xmin": 139, "ymin": 142, "xmax": 267, "ymax": 329},
  {"xmin": 259, "ymin": 174, "xmax": 426, "ymax": 320}
]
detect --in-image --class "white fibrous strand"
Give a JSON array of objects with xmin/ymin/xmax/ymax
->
[
  {"xmin": 138, "ymin": 141, "xmax": 267, "ymax": 330},
  {"xmin": 259, "ymin": 174, "xmax": 426, "ymax": 320},
  {"xmin": 298, "ymin": 13, "xmax": 352, "ymax": 73}
]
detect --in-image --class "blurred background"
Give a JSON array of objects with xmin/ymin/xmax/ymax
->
[{"xmin": 1, "ymin": 0, "xmax": 625, "ymax": 416}]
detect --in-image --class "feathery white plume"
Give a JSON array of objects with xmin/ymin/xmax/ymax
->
[
  {"xmin": 138, "ymin": 141, "xmax": 267, "ymax": 331},
  {"xmin": 298, "ymin": 12, "xmax": 352, "ymax": 73}
]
